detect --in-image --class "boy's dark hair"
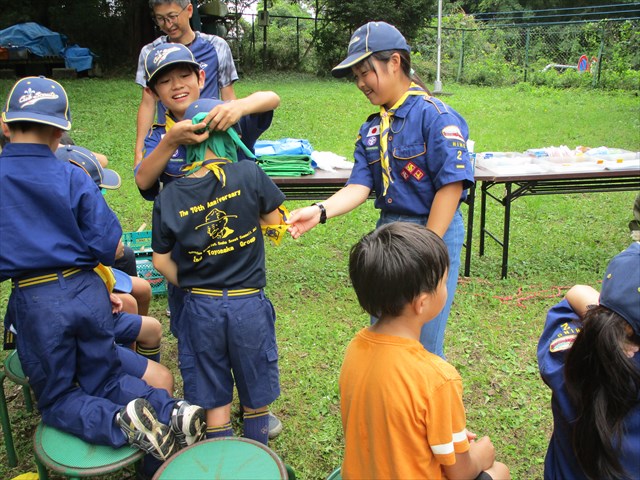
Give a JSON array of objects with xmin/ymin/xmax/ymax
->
[
  {"xmin": 349, "ymin": 222, "xmax": 448, "ymax": 319},
  {"xmin": 147, "ymin": 63, "xmax": 200, "ymax": 94},
  {"xmin": 4, "ymin": 121, "xmax": 57, "ymax": 134}
]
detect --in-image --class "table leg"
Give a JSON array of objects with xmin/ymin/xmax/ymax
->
[
  {"xmin": 500, "ymin": 182, "xmax": 512, "ymax": 279},
  {"xmin": 479, "ymin": 182, "xmax": 488, "ymax": 256},
  {"xmin": 463, "ymin": 183, "xmax": 476, "ymax": 277}
]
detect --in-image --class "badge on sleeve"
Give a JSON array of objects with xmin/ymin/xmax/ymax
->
[
  {"xmin": 441, "ymin": 125, "xmax": 465, "ymax": 143},
  {"xmin": 549, "ymin": 322, "xmax": 581, "ymax": 352},
  {"xmin": 367, "ymin": 125, "xmax": 380, "ymax": 137}
]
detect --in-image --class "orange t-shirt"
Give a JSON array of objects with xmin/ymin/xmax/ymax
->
[{"xmin": 339, "ymin": 328, "xmax": 470, "ymax": 479}]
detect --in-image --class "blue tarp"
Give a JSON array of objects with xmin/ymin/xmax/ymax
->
[{"xmin": 0, "ymin": 22, "xmax": 96, "ymax": 72}]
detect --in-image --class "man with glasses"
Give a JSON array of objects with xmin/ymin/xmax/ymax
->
[{"xmin": 134, "ymin": 0, "xmax": 238, "ymax": 167}]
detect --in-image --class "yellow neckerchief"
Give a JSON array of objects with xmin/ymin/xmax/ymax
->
[
  {"xmin": 165, "ymin": 113, "xmax": 176, "ymax": 131},
  {"xmin": 262, "ymin": 205, "xmax": 290, "ymax": 246},
  {"xmin": 379, "ymin": 82, "xmax": 430, "ymax": 196},
  {"xmin": 93, "ymin": 263, "xmax": 116, "ymax": 292},
  {"xmin": 182, "ymin": 157, "xmax": 232, "ymax": 186}
]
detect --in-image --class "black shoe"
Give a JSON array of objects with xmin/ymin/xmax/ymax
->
[
  {"xmin": 117, "ymin": 398, "xmax": 178, "ymax": 461},
  {"xmin": 170, "ymin": 399, "xmax": 206, "ymax": 448}
]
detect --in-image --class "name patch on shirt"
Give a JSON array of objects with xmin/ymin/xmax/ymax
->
[{"xmin": 442, "ymin": 125, "xmax": 465, "ymax": 143}]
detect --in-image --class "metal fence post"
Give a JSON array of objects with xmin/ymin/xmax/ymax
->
[
  {"xmin": 524, "ymin": 27, "xmax": 530, "ymax": 82},
  {"xmin": 457, "ymin": 29, "xmax": 465, "ymax": 82},
  {"xmin": 593, "ymin": 23, "xmax": 606, "ymax": 88},
  {"xmin": 296, "ymin": 17, "xmax": 300, "ymax": 63}
]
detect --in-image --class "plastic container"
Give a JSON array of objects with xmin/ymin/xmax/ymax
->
[
  {"xmin": 122, "ymin": 231, "xmax": 167, "ymax": 295},
  {"xmin": 122, "ymin": 230, "xmax": 153, "ymax": 256},
  {"xmin": 134, "ymin": 257, "xmax": 167, "ymax": 295}
]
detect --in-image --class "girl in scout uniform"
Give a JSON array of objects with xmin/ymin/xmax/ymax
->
[
  {"xmin": 287, "ymin": 22, "xmax": 474, "ymax": 358},
  {"xmin": 537, "ymin": 243, "xmax": 640, "ymax": 480}
]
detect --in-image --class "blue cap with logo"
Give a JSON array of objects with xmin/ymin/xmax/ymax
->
[
  {"xmin": 144, "ymin": 43, "xmax": 201, "ymax": 85},
  {"xmin": 2, "ymin": 76, "xmax": 71, "ymax": 130},
  {"xmin": 599, "ymin": 242, "xmax": 640, "ymax": 335},
  {"xmin": 56, "ymin": 144, "xmax": 121, "ymax": 190},
  {"xmin": 332, "ymin": 21, "xmax": 410, "ymax": 78},
  {"xmin": 183, "ymin": 97, "xmax": 225, "ymax": 122}
]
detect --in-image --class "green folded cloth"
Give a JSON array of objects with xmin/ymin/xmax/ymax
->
[{"xmin": 257, "ymin": 154, "xmax": 315, "ymax": 177}]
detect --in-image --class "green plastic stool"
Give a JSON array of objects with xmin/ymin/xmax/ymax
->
[
  {"xmin": 326, "ymin": 467, "xmax": 342, "ymax": 480},
  {"xmin": 152, "ymin": 437, "xmax": 289, "ymax": 479},
  {"xmin": 33, "ymin": 422, "xmax": 144, "ymax": 479},
  {"xmin": 0, "ymin": 350, "xmax": 35, "ymax": 467}
]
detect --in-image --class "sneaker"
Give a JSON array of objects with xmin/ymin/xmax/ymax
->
[
  {"xmin": 117, "ymin": 398, "xmax": 178, "ymax": 461},
  {"xmin": 268, "ymin": 412, "xmax": 283, "ymax": 439},
  {"xmin": 170, "ymin": 400, "xmax": 206, "ymax": 448}
]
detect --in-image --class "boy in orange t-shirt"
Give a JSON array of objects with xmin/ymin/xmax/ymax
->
[{"xmin": 340, "ymin": 222, "xmax": 510, "ymax": 479}]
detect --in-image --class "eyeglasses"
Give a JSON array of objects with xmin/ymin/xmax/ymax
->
[{"xmin": 153, "ymin": 4, "xmax": 188, "ymax": 26}]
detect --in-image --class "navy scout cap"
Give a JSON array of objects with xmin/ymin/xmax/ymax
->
[
  {"xmin": 332, "ymin": 21, "xmax": 410, "ymax": 78},
  {"xmin": 56, "ymin": 144, "xmax": 122, "ymax": 190},
  {"xmin": 144, "ymin": 43, "xmax": 201, "ymax": 85},
  {"xmin": 599, "ymin": 242, "xmax": 640, "ymax": 335},
  {"xmin": 183, "ymin": 97, "xmax": 225, "ymax": 122},
  {"xmin": 2, "ymin": 76, "xmax": 71, "ymax": 130}
]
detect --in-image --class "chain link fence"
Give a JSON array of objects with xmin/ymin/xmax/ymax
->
[
  {"xmin": 228, "ymin": 12, "xmax": 639, "ymax": 89},
  {"xmin": 413, "ymin": 18, "xmax": 639, "ymax": 89}
]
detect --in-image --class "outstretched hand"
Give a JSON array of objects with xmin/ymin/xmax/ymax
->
[
  {"xmin": 167, "ymin": 119, "xmax": 211, "ymax": 146},
  {"xmin": 286, "ymin": 205, "xmax": 322, "ymax": 239},
  {"xmin": 202, "ymin": 101, "xmax": 243, "ymax": 132}
]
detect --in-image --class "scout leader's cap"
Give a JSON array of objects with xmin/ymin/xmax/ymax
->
[
  {"xmin": 55, "ymin": 145, "xmax": 122, "ymax": 190},
  {"xmin": 332, "ymin": 21, "xmax": 410, "ymax": 78},
  {"xmin": 183, "ymin": 97, "xmax": 225, "ymax": 122},
  {"xmin": 599, "ymin": 242, "xmax": 640, "ymax": 335},
  {"xmin": 2, "ymin": 76, "xmax": 71, "ymax": 130},
  {"xmin": 144, "ymin": 43, "xmax": 201, "ymax": 85}
]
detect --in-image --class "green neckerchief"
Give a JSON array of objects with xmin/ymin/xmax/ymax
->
[{"xmin": 185, "ymin": 112, "xmax": 255, "ymax": 166}]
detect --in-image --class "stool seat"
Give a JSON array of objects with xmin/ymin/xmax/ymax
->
[
  {"xmin": 327, "ymin": 467, "xmax": 342, "ymax": 479},
  {"xmin": 1, "ymin": 350, "xmax": 34, "ymax": 467},
  {"xmin": 5, "ymin": 349, "xmax": 27, "ymax": 383},
  {"xmin": 33, "ymin": 422, "xmax": 143, "ymax": 478},
  {"xmin": 153, "ymin": 437, "xmax": 288, "ymax": 479}
]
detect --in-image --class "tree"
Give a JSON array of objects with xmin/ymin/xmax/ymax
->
[{"xmin": 302, "ymin": 0, "xmax": 437, "ymax": 73}]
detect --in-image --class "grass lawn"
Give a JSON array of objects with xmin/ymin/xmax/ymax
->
[{"xmin": 0, "ymin": 74, "xmax": 639, "ymax": 479}]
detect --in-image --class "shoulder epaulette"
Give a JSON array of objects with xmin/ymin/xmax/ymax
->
[{"xmin": 423, "ymin": 96, "xmax": 451, "ymax": 115}]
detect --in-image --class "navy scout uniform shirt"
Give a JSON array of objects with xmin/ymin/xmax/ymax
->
[
  {"xmin": 152, "ymin": 160, "xmax": 285, "ymax": 289},
  {"xmin": 347, "ymin": 95, "xmax": 474, "ymax": 216},
  {"xmin": 537, "ymin": 298, "xmax": 640, "ymax": 480},
  {"xmin": 0, "ymin": 143, "xmax": 121, "ymax": 281}
]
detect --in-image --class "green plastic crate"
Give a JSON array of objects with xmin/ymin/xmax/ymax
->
[
  {"xmin": 122, "ymin": 231, "xmax": 167, "ymax": 295},
  {"xmin": 121, "ymin": 230, "xmax": 153, "ymax": 256}
]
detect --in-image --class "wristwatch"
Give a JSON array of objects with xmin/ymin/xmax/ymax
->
[{"xmin": 312, "ymin": 202, "xmax": 327, "ymax": 224}]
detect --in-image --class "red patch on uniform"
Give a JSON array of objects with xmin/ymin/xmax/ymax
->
[
  {"xmin": 401, "ymin": 162, "xmax": 424, "ymax": 182},
  {"xmin": 412, "ymin": 168, "xmax": 425, "ymax": 181}
]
